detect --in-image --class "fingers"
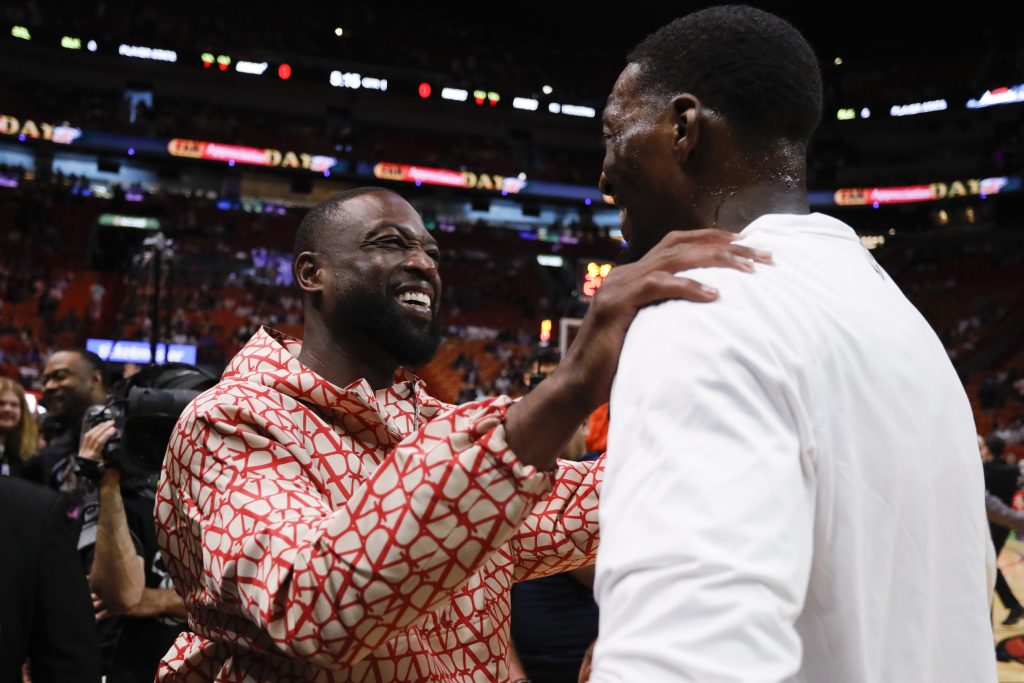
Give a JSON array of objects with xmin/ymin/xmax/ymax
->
[
  {"xmin": 620, "ymin": 271, "xmax": 720, "ymax": 309},
  {"xmin": 645, "ymin": 241, "xmax": 772, "ymax": 276},
  {"xmin": 91, "ymin": 592, "xmax": 109, "ymax": 621},
  {"xmin": 80, "ymin": 420, "xmax": 116, "ymax": 458}
]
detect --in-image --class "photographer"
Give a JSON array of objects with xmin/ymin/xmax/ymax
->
[
  {"xmin": 78, "ymin": 420, "xmax": 187, "ymax": 682},
  {"xmin": 74, "ymin": 363, "xmax": 210, "ymax": 682}
]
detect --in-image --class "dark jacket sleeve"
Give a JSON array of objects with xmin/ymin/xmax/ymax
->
[{"xmin": 28, "ymin": 492, "xmax": 102, "ymax": 683}]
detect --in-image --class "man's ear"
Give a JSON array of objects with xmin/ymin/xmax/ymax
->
[
  {"xmin": 294, "ymin": 252, "xmax": 325, "ymax": 295},
  {"xmin": 671, "ymin": 93, "xmax": 702, "ymax": 167},
  {"xmin": 90, "ymin": 369, "xmax": 104, "ymax": 393}
]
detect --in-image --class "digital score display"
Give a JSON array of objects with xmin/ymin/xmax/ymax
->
[{"xmin": 578, "ymin": 259, "xmax": 614, "ymax": 299}]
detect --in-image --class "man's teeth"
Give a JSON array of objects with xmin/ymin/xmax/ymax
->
[{"xmin": 397, "ymin": 292, "xmax": 431, "ymax": 308}]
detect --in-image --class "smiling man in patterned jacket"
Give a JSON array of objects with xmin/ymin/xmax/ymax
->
[{"xmin": 154, "ymin": 187, "xmax": 769, "ymax": 681}]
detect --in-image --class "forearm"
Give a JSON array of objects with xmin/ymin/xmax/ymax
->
[
  {"xmin": 89, "ymin": 470, "xmax": 144, "ymax": 612},
  {"xmin": 986, "ymin": 492, "xmax": 1024, "ymax": 534},
  {"xmin": 128, "ymin": 588, "xmax": 188, "ymax": 619},
  {"xmin": 505, "ymin": 369, "xmax": 594, "ymax": 471}
]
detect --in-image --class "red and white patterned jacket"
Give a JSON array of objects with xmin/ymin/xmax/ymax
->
[{"xmin": 155, "ymin": 328, "xmax": 603, "ymax": 682}]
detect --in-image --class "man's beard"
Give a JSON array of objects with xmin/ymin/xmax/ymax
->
[{"xmin": 336, "ymin": 286, "xmax": 442, "ymax": 368}]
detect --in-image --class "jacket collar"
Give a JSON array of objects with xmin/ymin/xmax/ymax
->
[{"xmin": 223, "ymin": 327, "xmax": 447, "ymax": 442}]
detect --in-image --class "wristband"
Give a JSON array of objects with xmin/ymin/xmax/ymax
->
[{"xmin": 74, "ymin": 455, "xmax": 108, "ymax": 484}]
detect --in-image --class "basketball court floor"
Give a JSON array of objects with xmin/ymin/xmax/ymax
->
[{"xmin": 995, "ymin": 536, "xmax": 1024, "ymax": 681}]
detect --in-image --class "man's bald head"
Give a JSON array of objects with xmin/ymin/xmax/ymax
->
[{"xmin": 293, "ymin": 186, "xmax": 395, "ymax": 260}]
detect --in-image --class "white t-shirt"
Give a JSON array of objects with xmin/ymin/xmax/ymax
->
[{"xmin": 592, "ymin": 213, "xmax": 995, "ymax": 683}]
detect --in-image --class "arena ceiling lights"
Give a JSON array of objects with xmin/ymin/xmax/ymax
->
[
  {"xmin": 236, "ymin": 60, "xmax": 268, "ymax": 76},
  {"xmin": 890, "ymin": 99, "xmax": 947, "ymax": 117},
  {"xmin": 329, "ymin": 71, "xmax": 388, "ymax": 92},
  {"xmin": 967, "ymin": 83, "xmax": 1024, "ymax": 109},
  {"xmin": 118, "ymin": 43, "xmax": 177, "ymax": 63},
  {"xmin": 431, "ymin": 84, "xmax": 595, "ymax": 119},
  {"xmin": 838, "ymin": 84, "xmax": 1024, "ymax": 121},
  {"xmin": 60, "ymin": 35, "xmax": 99, "ymax": 52},
  {"xmin": 441, "ymin": 87, "xmax": 469, "ymax": 102},
  {"xmin": 547, "ymin": 102, "xmax": 596, "ymax": 118}
]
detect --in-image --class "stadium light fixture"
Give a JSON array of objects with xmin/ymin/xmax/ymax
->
[
  {"xmin": 236, "ymin": 61, "xmax": 268, "ymax": 75},
  {"xmin": 441, "ymin": 87, "xmax": 469, "ymax": 102},
  {"xmin": 890, "ymin": 99, "xmax": 947, "ymax": 117},
  {"xmin": 119, "ymin": 44, "xmax": 178, "ymax": 62},
  {"xmin": 560, "ymin": 104, "xmax": 596, "ymax": 118},
  {"xmin": 330, "ymin": 71, "xmax": 387, "ymax": 91},
  {"xmin": 967, "ymin": 83, "xmax": 1024, "ymax": 109}
]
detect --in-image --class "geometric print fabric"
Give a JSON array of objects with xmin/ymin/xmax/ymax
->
[{"xmin": 155, "ymin": 328, "xmax": 603, "ymax": 681}]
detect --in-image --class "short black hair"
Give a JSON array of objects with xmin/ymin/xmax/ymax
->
[
  {"xmin": 293, "ymin": 186, "xmax": 394, "ymax": 260},
  {"xmin": 986, "ymin": 434, "xmax": 1007, "ymax": 460},
  {"xmin": 627, "ymin": 5, "xmax": 823, "ymax": 148},
  {"xmin": 62, "ymin": 348, "xmax": 108, "ymax": 388}
]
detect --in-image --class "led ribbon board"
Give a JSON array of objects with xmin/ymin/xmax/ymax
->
[
  {"xmin": 834, "ymin": 177, "xmax": 1010, "ymax": 205},
  {"xmin": 167, "ymin": 139, "xmax": 336, "ymax": 173},
  {"xmin": 87, "ymin": 339, "xmax": 197, "ymax": 365},
  {"xmin": 372, "ymin": 162, "xmax": 527, "ymax": 193}
]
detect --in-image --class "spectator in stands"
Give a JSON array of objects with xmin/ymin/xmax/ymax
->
[
  {"xmin": 0, "ymin": 376, "xmax": 38, "ymax": 477},
  {"xmin": 0, "ymin": 477, "xmax": 101, "ymax": 682},
  {"xmin": 591, "ymin": 6, "xmax": 993, "ymax": 681},
  {"xmin": 996, "ymin": 414, "xmax": 1024, "ymax": 444},
  {"xmin": 982, "ymin": 434, "xmax": 1024, "ymax": 624},
  {"xmin": 979, "ymin": 376, "xmax": 1002, "ymax": 411},
  {"xmin": 154, "ymin": 186, "xmax": 765, "ymax": 680}
]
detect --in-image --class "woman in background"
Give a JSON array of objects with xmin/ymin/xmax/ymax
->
[{"xmin": 0, "ymin": 377, "xmax": 39, "ymax": 477}]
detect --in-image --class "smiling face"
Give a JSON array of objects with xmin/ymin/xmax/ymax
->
[
  {"xmin": 317, "ymin": 191, "xmax": 444, "ymax": 368},
  {"xmin": 600, "ymin": 63, "xmax": 699, "ymax": 259},
  {"xmin": 40, "ymin": 351, "xmax": 104, "ymax": 424},
  {"xmin": 0, "ymin": 390, "xmax": 21, "ymax": 434}
]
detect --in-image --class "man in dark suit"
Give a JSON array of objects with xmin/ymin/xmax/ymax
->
[
  {"xmin": 981, "ymin": 434, "xmax": 1024, "ymax": 624},
  {"xmin": 0, "ymin": 477, "xmax": 101, "ymax": 682}
]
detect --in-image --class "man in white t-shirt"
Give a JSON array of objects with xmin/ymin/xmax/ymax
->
[{"xmin": 590, "ymin": 6, "xmax": 995, "ymax": 682}]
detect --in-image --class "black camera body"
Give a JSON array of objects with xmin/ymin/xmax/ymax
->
[
  {"xmin": 82, "ymin": 401, "xmax": 125, "ymax": 463},
  {"xmin": 81, "ymin": 363, "xmax": 216, "ymax": 477}
]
